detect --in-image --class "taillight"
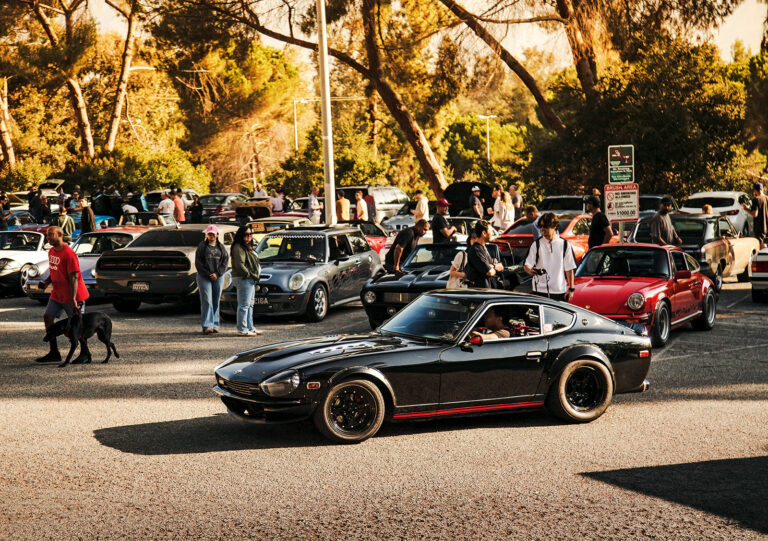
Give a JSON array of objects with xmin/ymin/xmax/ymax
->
[
  {"xmin": 752, "ymin": 261, "xmax": 768, "ymax": 273},
  {"xmin": 215, "ymin": 205, "xmax": 225, "ymax": 212},
  {"xmin": 98, "ymin": 259, "xmax": 131, "ymax": 270},
  {"xmin": 639, "ymin": 350, "xmax": 650, "ymax": 358},
  {"xmin": 723, "ymin": 209, "xmax": 739, "ymax": 216}
]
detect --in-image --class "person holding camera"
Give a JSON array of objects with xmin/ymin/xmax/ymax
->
[{"xmin": 523, "ymin": 213, "xmax": 577, "ymax": 301}]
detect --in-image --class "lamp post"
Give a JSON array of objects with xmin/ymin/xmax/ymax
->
[{"xmin": 478, "ymin": 114, "xmax": 497, "ymax": 162}]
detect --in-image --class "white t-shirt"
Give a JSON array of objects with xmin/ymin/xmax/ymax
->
[
  {"xmin": 254, "ymin": 189, "xmax": 268, "ymax": 197},
  {"xmin": 270, "ymin": 196, "xmax": 283, "ymax": 212},
  {"xmin": 122, "ymin": 204, "xmax": 138, "ymax": 214},
  {"xmin": 446, "ymin": 251, "xmax": 468, "ymax": 289},
  {"xmin": 157, "ymin": 198, "xmax": 174, "ymax": 215},
  {"xmin": 524, "ymin": 235, "xmax": 577, "ymax": 295},
  {"xmin": 414, "ymin": 197, "xmax": 429, "ymax": 222}
]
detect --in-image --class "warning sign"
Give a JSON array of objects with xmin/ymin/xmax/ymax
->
[
  {"xmin": 605, "ymin": 183, "xmax": 639, "ymax": 222},
  {"xmin": 608, "ymin": 145, "xmax": 634, "ymax": 184}
]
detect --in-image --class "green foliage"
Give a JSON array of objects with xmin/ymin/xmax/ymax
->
[
  {"xmin": 745, "ymin": 51, "xmax": 768, "ymax": 162},
  {"xmin": 0, "ymin": 156, "xmax": 52, "ymax": 191}
]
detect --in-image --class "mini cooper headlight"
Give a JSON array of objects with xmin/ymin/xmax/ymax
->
[
  {"xmin": 362, "ymin": 290, "xmax": 376, "ymax": 304},
  {"xmin": 260, "ymin": 370, "xmax": 301, "ymax": 397},
  {"xmin": 288, "ymin": 273, "xmax": 305, "ymax": 291},
  {"xmin": 627, "ymin": 292, "xmax": 645, "ymax": 311}
]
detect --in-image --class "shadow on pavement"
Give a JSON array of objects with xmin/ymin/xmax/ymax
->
[{"xmin": 583, "ymin": 456, "xmax": 768, "ymax": 534}]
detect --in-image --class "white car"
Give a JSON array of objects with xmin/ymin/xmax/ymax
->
[
  {"xmin": 680, "ymin": 191, "xmax": 752, "ymax": 234},
  {"xmin": 749, "ymin": 248, "xmax": 768, "ymax": 302},
  {"xmin": 0, "ymin": 231, "xmax": 49, "ymax": 294}
]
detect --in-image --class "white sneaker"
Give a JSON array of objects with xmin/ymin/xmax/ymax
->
[
  {"xmin": 248, "ymin": 329, "xmax": 263, "ymax": 336},
  {"xmin": 236, "ymin": 332, "xmax": 252, "ymax": 337}
]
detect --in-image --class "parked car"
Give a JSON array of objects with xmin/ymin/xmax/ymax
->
[
  {"xmin": 94, "ymin": 224, "xmax": 238, "ymax": 312},
  {"xmin": 118, "ymin": 212, "xmax": 178, "ymax": 227},
  {"xmin": 379, "ymin": 216, "xmax": 498, "ymax": 260},
  {"xmin": 145, "ymin": 188, "xmax": 199, "ymax": 211},
  {"xmin": 24, "ymin": 228, "xmax": 148, "ymax": 303},
  {"xmin": 345, "ymin": 220, "xmax": 391, "ymax": 254},
  {"xmin": 5, "ymin": 211, "xmax": 37, "ymax": 231},
  {"xmin": 212, "ymin": 290, "xmax": 652, "ymax": 443},
  {"xmin": 537, "ymin": 196, "xmax": 585, "ymax": 215},
  {"xmin": 275, "ymin": 197, "xmax": 321, "ymax": 219},
  {"xmin": 629, "ymin": 213, "xmax": 759, "ymax": 284},
  {"xmin": 19, "ymin": 214, "xmax": 117, "ymax": 239},
  {"xmin": 639, "ymin": 194, "xmax": 678, "ymax": 213},
  {"xmin": 246, "ymin": 216, "xmax": 313, "ymax": 242},
  {"xmin": 198, "ymin": 193, "xmax": 248, "ymax": 219},
  {"xmin": 361, "ymin": 242, "xmax": 512, "ymax": 327},
  {"xmin": 570, "ymin": 244, "xmax": 717, "ymax": 347},
  {"xmin": 680, "ymin": 191, "xmax": 752, "ymax": 234},
  {"xmin": 443, "ymin": 181, "xmax": 494, "ymax": 217},
  {"xmin": 341, "ymin": 185, "xmax": 410, "ymax": 223},
  {"xmin": 221, "ymin": 225, "xmax": 383, "ymax": 322},
  {"xmin": 380, "ymin": 200, "xmax": 437, "ymax": 232},
  {"xmin": 749, "ymin": 248, "xmax": 768, "ymax": 302},
  {"xmin": 0, "ymin": 231, "xmax": 49, "ymax": 294}
]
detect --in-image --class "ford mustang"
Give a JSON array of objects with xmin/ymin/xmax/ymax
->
[
  {"xmin": 570, "ymin": 244, "xmax": 717, "ymax": 348},
  {"xmin": 213, "ymin": 290, "xmax": 652, "ymax": 443}
]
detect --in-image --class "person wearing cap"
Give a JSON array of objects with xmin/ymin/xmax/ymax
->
[
  {"xmin": 649, "ymin": 196, "xmax": 681, "ymax": 246},
  {"xmin": 585, "ymin": 194, "xmax": 612, "ymax": 249},
  {"xmin": 411, "ymin": 190, "xmax": 429, "ymax": 222},
  {"xmin": 469, "ymin": 185, "xmax": 483, "ymax": 218},
  {"xmin": 431, "ymin": 198, "xmax": 456, "ymax": 243},
  {"xmin": 157, "ymin": 190, "xmax": 175, "ymax": 215},
  {"xmin": 742, "ymin": 182, "xmax": 768, "ymax": 249},
  {"xmin": 195, "ymin": 225, "xmax": 230, "ymax": 334}
]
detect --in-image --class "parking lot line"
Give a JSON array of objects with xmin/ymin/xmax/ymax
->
[{"xmin": 724, "ymin": 293, "xmax": 750, "ymax": 310}]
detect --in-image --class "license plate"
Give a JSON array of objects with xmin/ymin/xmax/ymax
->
[
  {"xmin": 254, "ymin": 296, "xmax": 269, "ymax": 305},
  {"xmin": 130, "ymin": 282, "xmax": 149, "ymax": 292}
]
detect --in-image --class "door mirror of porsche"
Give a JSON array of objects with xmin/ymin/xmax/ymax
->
[{"xmin": 675, "ymin": 269, "xmax": 692, "ymax": 280}]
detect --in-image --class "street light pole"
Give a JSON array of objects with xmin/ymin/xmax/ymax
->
[
  {"xmin": 316, "ymin": 0, "xmax": 336, "ymax": 226},
  {"xmin": 478, "ymin": 114, "xmax": 497, "ymax": 162}
]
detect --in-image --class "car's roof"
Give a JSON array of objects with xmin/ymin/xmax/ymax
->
[
  {"xmin": 89, "ymin": 227, "xmax": 150, "ymax": 234},
  {"xmin": 151, "ymin": 224, "xmax": 239, "ymax": 232},
  {"xmin": 2, "ymin": 229, "xmax": 43, "ymax": 237},
  {"xmin": 276, "ymin": 225, "xmax": 360, "ymax": 234},
  {"xmin": 426, "ymin": 289, "xmax": 578, "ymax": 304},
  {"xmin": 200, "ymin": 192, "xmax": 242, "ymax": 197},
  {"xmin": 542, "ymin": 195, "xmax": 583, "ymax": 200},
  {"xmin": 640, "ymin": 212, "xmax": 714, "ymax": 222},
  {"xmin": 685, "ymin": 191, "xmax": 746, "ymax": 198}
]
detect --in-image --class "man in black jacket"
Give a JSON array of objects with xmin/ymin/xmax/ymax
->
[
  {"xmin": 194, "ymin": 225, "xmax": 230, "ymax": 334},
  {"xmin": 384, "ymin": 219, "xmax": 430, "ymax": 275}
]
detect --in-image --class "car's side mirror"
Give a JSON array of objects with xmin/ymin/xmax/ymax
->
[
  {"xmin": 335, "ymin": 254, "xmax": 350, "ymax": 264},
  {"xmin": 675, "ymin": 269, "xmax": 692, "ymax": 279}
]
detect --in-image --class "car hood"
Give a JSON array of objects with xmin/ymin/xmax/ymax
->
[
  {"xmin": 260, "ymin": 261, "xmax": 320, "ymax": 276},
  {"xmin": 217, "ymin": 333, "xmax": 419, "ymax": 379},
  {"xmin": 572, "ymin": 276, "xmax": 669, "ymax": 313},
  {"xmin": 0, "ymin": 250, "xmax": 47, "ymax": 265},
  {"xmin": 368, "ymin": 267, "xmax": 449, "ymax": 288}
]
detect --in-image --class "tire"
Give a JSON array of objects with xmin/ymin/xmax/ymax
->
[
  {"xmin": 313, "ymin": 379, "xmax": 386, "ymax": 443},
  {"xmin": 305, "ymin": 284, "xmax": 328, "ymax": 322},
  {"xmin": 546, "ymin": 359, "xmax": 614, "ymax": 423},
  {"xmin": 650, "ymin": 301, "xmax": 671, "ymax": 348},
  {"xmin": 692, "ymin": 290, "xmax": 716, "ymax": 331},
  {"xmin": 112, "ymin": 299, "xmax": 141, "ymax": 313},
  {"xmin": 18, "ymin": 264, "xmax": 31, "ymax": 294}
]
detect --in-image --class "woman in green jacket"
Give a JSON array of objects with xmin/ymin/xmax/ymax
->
[{"xmin": 231, "ymin": 226, "xmax": 262, "ymax": 336}]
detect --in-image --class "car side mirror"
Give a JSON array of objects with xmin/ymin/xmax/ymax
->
[
  {"xmin": 335, "ymin": 254, "xmax": 350, "ymax": 264},
  {"xmin": 675, "ymin": 269, "xmax": 692, "ymax": 279}
]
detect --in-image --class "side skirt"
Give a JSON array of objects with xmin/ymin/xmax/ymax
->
[{"xmin": 392, "ymin": 400, "xmax": 545, "ymax": 420}]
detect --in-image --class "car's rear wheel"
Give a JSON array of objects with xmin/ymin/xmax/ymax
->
[
  {"xmin": 692, "ymin": 290, "xmax": 716, "ymax": 330},
  {"xmin": 305, "ymin": 284, "xmax": 328, "ymax": 322},
  {"xmin": 650, "ymin": 302, "xmax": 671, "ymax": 348},
  {"xmin": 546, "ymin": 360, "xmax": 613, "ymax": 423},
  {"xmin": 112, "ymin": 299, "xmax": 141, "ymax": 313},
  {"xmin": 313, "ymin": 379, "xmax": 385, "ymax": 443}
]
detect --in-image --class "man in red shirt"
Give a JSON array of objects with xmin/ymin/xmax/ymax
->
[
  {"xmin": 171, "ymin": 189, "xmax": 186, "ymax": 223},
  {"xmin": 34, "ymin": 226, "xmax": 90, "ymax": 364}
]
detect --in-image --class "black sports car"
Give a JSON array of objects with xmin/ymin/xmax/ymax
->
[
  {"xmin": 213, "ymin": 290, "xmax": 652, "ymax": 443},
  {"xmin": 361, "ymin": 242, "xmax": 518, "ymax": 328}
]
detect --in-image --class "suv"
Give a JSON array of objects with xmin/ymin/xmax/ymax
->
[
  {"xmin": 680, "ymin": 191, "xmax": 752, "ymax": 234},
  {"xmin": 341, "ymin": 185, "xmax": 410, "ymax": 223}
]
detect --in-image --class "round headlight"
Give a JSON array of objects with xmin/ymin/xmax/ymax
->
[
  {"xmin": 288, "ymin": 273, "xmax": 305, "ymax": 291},
  {"xmin": 627, "ymin": 292, "xmax": 645, "ymax": 311},
  {"xmin": 26, "ymin": 265, "xmax": 39, "ymax": 278},
  {"xmin": 260, "ymin": 370, "xmax": 301, "ymax": 397},
  {"xmin": 363, "ymin": 290, "xmax": 376, "ymax": 304}
]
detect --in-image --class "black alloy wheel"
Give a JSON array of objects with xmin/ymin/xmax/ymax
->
[
  {"xmin": 112, "ymin": 299, "xmax": 141, "ymax": 313},
  {"xmin": 546, "ymin": 359, "xmax": 613, "ymax": 423},
  {"xmin": 313, "ymin": 379, "xmax": 385, "ymax": 443},
  {"xmin": 305, "ymin": 284, "xmax": 328, "ymax": 322},
  {"xmin": 650, "ymin": 302, "xmax": 671, "ymax": 348},
  {"xmin": 692, "ymin": 290, "xmax": 717, "ymax": 331}
]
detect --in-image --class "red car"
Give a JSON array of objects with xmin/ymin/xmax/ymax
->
[
  {"xmin": 492, "ymin": 214, "xmax": 619, "ymax": 266},
  {"xmin": 570, "ymin": 244, "xmax": 718, "ymax": 348},
  {"xmin": 346, "ymin": 220, "xmax": 390, "ymax": 254}
]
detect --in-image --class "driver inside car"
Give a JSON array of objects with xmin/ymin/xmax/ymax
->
[{"xmin": 470, "ymin": 307, "xmax": 510, "ymax": 341}]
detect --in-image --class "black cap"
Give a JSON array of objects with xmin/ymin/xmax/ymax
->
[
  {"xmin": 585, "ymin": 195, "xmax": 601, "ymax": 208},
  {"xmin": 661, "ymin": 196, "xmax": 674, "ymax": 206}
]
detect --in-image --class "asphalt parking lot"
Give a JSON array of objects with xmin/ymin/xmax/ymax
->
[{"xmin": 1, "ymin": 284, "xmax": 766, "ymax": 539}]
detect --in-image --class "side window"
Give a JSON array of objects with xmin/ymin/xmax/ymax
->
[
  {"xmin": 684, "ymin": 253, "xmax": 700, "ymax": 271},
  {"xmin": 717, "ymin": 218, "xmax": 732, "ymax": 237},
  {"xmin": 470, "ymin": 304, "xmax": 541, "ymax": 339},
  {"xmin": 542, "ymin": 306, "xmax": 575, "ymax": 333},
  {"xmin": 330, "ymin": 235, "xmax": 352, "ymax": 258},
  {"xmin": 671, "ymin": 251, "xmax": 686, "ymax": 273},
  {"xmin": 349, "ymin": 232, "xmax": 371, "ymax": 254}
]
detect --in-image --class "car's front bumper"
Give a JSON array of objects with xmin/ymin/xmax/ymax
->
[
  {"xmin": 221, "ymin": 289, "xmax": 310, "ymax": 316},
  {"xmin": 214, "ymin": 385, "xmax": 313, "ymax": 423}
]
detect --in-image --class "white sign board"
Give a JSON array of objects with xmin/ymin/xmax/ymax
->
[
  {"xmin": 608, "ymin": 144, "xmax": 634, "ymax": 184},
  {"xmin": 605, "ymin": 183, "xmax": 639, "ymax": 222}
]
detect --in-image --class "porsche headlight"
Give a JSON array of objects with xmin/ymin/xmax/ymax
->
[
  {"xmin": 26, "ymin": 265, "xmax": 39, "ymax": 278},
  {"xmin": 363, "ymin": 290, "xmax": 377, "ymax": 304},
  {"xmin": 260, "ymin": 370, "xmax": 301, "ymax": 397},
  {"xmin": 627, "ymin": 292, "xmax": 645, "ymax": 311},
  {"xmin": 288, "ymin": 273, "xmax": 305, "ymax": 291}
]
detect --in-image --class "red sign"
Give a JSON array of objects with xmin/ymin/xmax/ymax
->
[{"xmin": 604, "ymin": 183, "xmax": 639, "ymax": 222}]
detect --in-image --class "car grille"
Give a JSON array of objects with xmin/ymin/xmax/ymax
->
[
  {"xmin": 219, "ymin": 377, "xmax": 261, "ymax": 397},
  {"xmin": 382, "ymin": 292, "xmax": 418, "ymax": 304}
]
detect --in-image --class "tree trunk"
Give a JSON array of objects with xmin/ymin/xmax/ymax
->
[
  {"xmin": 0, "ymin": 77, "xmax": 15, "ymax": 169},
  {"xmin": 438, "ymin": 0, "xmax": 568, "ymax": 136},
  {"xmin": 361, "ymin": 0, "xmax": 448, "ymax": 196},
  {"xmin": 106, "ymin": 3, "xmax": 137, "ymax": 152},
  {"xmin": 368, "ymin": 88, "xmax": 378, "ymax": 157},
  {"xmin": 556, "ymin": 0, "xmax": 598, "ymax": 102}
]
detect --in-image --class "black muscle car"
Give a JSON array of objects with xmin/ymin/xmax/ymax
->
[{"xmin": 213, "ymin": 290, "xmax": 652, "ymax": 443}]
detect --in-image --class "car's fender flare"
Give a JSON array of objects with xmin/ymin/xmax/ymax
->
[
  {"xmin": 327, "ymin": 366, "xmax": 397, "ymax": 409},
  {"xmin": 542, "ymin": 344, "xmax": 615, "ymax": 392}
]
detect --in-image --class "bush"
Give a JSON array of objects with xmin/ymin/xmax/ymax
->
[{"xmin": 0, "ymin": 157, "xmax": 53, "ymax": 192}]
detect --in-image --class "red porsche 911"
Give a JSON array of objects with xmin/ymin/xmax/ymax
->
[{"xmin": 570, "ymin": 244, "xmax": 717, "ymax": 348}]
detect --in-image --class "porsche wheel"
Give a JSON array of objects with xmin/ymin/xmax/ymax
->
[
  {"xmin": 313, "ymin": 379, "xmax": 385, "ymax": 443},
  {"xmin": 112, "ymin": 299, "xmax": 141, "ymax": 313},
  {"xmin": 692, "ymin": 290, "xmax": 717, "ymax": 331},
  {"xmin": 18, "ymin": 265, "xmax": 31, "ymax": 294},
  {"xmin": 546, "ymin": 360, "xmax": 613, "ymax": 423},
  {"xmin": 305, "ymin": 284, "xmax": 328, "ymax": 322},
  {"xmin": 650, "ymin": 302, "xmax": 671, "ymax": 348}
]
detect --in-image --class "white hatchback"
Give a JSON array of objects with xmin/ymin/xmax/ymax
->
[{"xmin": 680, "ymin": 191, "xmax": 752, "ymax": 234}]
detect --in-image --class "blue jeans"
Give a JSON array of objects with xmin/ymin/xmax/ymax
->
[
  {"xmin": 197, "ymin": 274, "xmax": 224, "ymax": 330},
  {"xmin": 233, "ymin": 276, "xmax": 256, "ymax": 333}
]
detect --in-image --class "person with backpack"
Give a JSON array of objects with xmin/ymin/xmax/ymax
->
[
  {"xmin": 447, "ymin": 232, "xmax": 477, "ymax": 288},
  {"xmin": 523, "ymin": 212, "xmax": 577, "ymax": 301}
]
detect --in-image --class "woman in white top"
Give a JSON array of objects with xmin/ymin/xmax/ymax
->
[
  {"xmin": 269, "ymin": 189, "xmax": 283, "ymax": 212},
  {"xmin": 492, "ymin": 191, "xmax": 515, "ymax": 231}
]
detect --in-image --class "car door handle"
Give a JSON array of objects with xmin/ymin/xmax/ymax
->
[{"xmin": 526, "ymin": 351, "xmax": 543, "ymax": 361}]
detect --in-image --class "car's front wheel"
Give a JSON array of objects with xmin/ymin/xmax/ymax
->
[
  {"xmin": 305, "ymin": 284, "xmax": 328, "ymax": 322},
  {"xmin": 18, "ymin": 264, "xmax": 32, "ymax": 294},
  {"xmin": 650, "ymin": 302, "xmax": 671, "ymax": 348},
  {"xmin": 692, "ymin": 290, "xmax": 717, "ymax": 330},
  {"xmin": 313, "ymin": 379, "xmax": 385, "ymax": 443},
  {"xmin": 546, "ymin": 359, "xmax": 613, "ymax": 423},
  {"xmin": 112, "ymin": 299, "xmax": 141, "ymax": 313}
]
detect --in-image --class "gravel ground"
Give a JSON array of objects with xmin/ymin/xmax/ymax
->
[{"xmin": 0, "ymin": 285, "xmax": 766, "ymax": 540}]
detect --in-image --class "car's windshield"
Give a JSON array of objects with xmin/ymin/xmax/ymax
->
[
  {"xmin": 633, "ymin": 218, "xmax": 706, "ymax": 246},
  {"xmin": 0, "ymin": 232, "xmax": 41, "ymax": 251},
  {"xmin": 380, "ymin": 294, "xmax": 480, "ymax": 341},
  {"xmin": 577, "ymin": 247, "xmax": 670, "ymax": 278},
  {"xmin": 122, "ymin": 213, "xmax": 177, "ymax": 226},
  {"xmin": 130, "ymin": 230, "xmax": 204, "ymax": 247},
  {"xmin": 502, "ymin": 218, "xmax": 569, "ymax": 235},
  {"xmin": 199, "ymin": 195, "xmax": 230, "ymax": 205},
  {"xmin": 250, "ymin": 221, "xmax": 294, "ymax": 234},
  {"xmin": 683, "ymin": 196, "xmax": 736, "ymax": 208},
  {"xmin": 538, "ymin": 197, "xmax": 584, "ymax": 211},
  {"xmin": 403, "ymin": 245, "xmax": 464, "ymax": 269},
  {"xmin": 255, "ymin": 234, "xmax": 326, "ymax": 262},
  {"xmin": 639, "ymin": 196, "xmax": 665, "ymax": 212},
  {"xmin": 73, "ymin": 233, "xmax": 133, "ymax": 255}
]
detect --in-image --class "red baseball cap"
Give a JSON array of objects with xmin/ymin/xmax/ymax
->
[{"xmin": 437, "ymin": 198, "xmax": 451, "ymax": 206}]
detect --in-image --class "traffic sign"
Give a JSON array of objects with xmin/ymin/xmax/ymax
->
[
  {"xmin": 608, "ymin": 144, "xmax": 634, "ymax": 184},
  {"xmin": 605, "ymin": 183, "xmax": 639, "ymax": 222}
]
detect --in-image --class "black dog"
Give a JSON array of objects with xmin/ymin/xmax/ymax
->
[{"xmin": 43, "ymin": 312, "xmax": 119, "ymax": 368}]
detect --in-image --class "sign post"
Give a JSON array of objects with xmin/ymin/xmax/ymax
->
[{"xmin": 608, "ymin": 145, "xmax": 636, "ymax": 242}]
